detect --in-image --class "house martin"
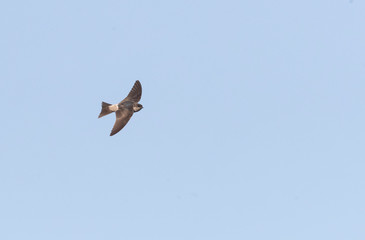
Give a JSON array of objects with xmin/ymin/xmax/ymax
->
[{"xmin": 98, "ymin": 80, "xmax": 143, "ymax": 136}]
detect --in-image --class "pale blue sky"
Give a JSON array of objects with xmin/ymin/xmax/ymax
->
[{"xmin": 1, "ymin": 1, "xmax": 365, "ymax": 239}]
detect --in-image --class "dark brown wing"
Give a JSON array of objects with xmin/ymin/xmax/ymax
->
[
  {"xmin": 120, "ymin": 80, "xmax": 142, "ymax": 103},
  {"xmin": 110, "ymin": 108, "xmax": 134, "ymax": 136}
]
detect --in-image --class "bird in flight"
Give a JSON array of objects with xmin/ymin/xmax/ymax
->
[{"xmin": 98, "ymin": 80, "xmax": 143, "ymax": 136}]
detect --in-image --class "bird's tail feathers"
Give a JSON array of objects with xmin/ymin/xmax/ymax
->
[{"xmin": 98, "ymin": 102, "xmax": 113, "ymax": 118}]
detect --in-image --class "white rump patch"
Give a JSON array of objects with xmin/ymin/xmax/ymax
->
[{"xmin": 110, "ymin": 104, "xmax": 118, "ymax": 112}]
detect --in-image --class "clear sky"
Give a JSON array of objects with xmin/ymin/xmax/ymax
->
[{"xmin": 1, "ymin": 1, "xmax": 364, "ymax": 239}]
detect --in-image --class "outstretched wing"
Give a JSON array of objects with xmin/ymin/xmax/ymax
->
[
  {"xmin": 120, "ymin": 80, "xmax": 142, "ymax": 103},
  {"xmin": 110, "ymin": 108, "xmax": 134, "ymax": 136}
]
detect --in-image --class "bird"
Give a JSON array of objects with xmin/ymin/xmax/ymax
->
[{"xmin": 98, "ymin": 80, "xmax": 143, "ymax": 136}]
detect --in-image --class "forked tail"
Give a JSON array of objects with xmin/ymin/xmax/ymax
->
[{"xmin": 98, "ymin": 102, "xmax": 113, "ymax": 118}]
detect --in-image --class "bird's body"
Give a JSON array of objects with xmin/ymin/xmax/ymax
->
[{"xmin": 98, "ymin": 80, "xmax": 143, "ymax": 136}]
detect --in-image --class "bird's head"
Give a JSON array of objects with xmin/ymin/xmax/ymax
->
[{"xmin": 133, "ymin": 103, "xmax": 143, "ymax": 112}]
